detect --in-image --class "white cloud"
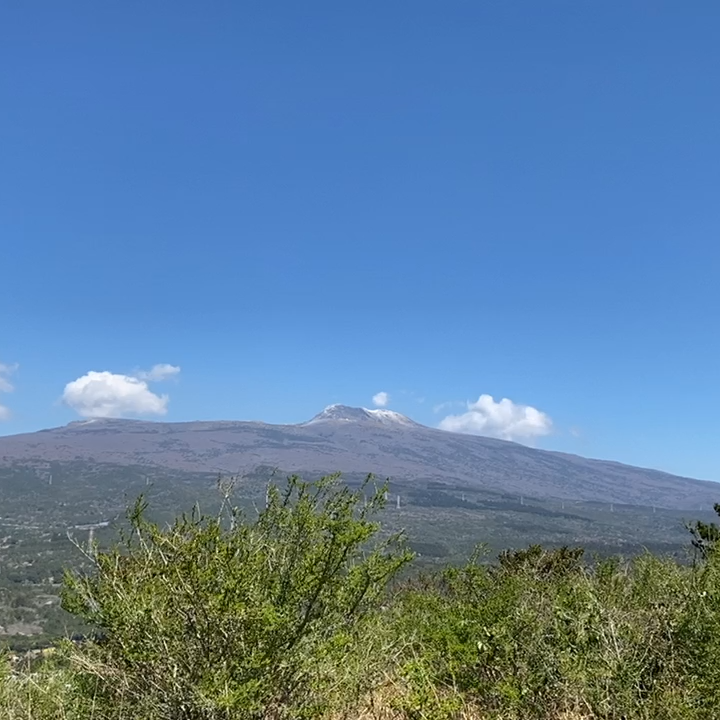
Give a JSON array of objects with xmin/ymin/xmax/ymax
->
[
  {"xmin": 438, "ymin": 394, "xmax": 552, "ymax": 443},
  {"xmin": 136, "ymin": 363, "xmax": 181, "ymax": 381},
  {"xmin": 62, "ymin": 365, "xmax": 180, "ymax": 418},
  {"xmin": 372, "ymin": 391, "xmax": 389, "ymax": 408},
  {"xmin": 0, "ymin": 362, "xmax": 17, "ymax": 421}
]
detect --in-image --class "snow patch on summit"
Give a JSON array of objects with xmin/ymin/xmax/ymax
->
[
  {"xmin": 303, "ymin": 404, "xmax": 418, "ymax": 428},
  {"xmin": 363, "ymin": 408, "xmax": 416, "ymax": 426}
]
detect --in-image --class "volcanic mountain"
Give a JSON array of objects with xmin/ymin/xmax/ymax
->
[{"xmin": 0, "ymin": 405, "xmax": 717, "ymax": 510}]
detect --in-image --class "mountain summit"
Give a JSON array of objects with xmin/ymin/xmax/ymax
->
[
  {"xmin": 0, "ymin": 408, "xmax": 717, "ymax": 509},
  {"xmin": 303, "ymin": 404, "xmax": 418, "ymax": 428}
]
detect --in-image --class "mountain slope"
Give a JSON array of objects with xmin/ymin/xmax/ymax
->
[{"xmin": 0, "ymin": 406, "xmax": 716, "ymax": 509}]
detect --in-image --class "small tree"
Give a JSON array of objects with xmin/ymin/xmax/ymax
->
[
  {"xmin": 62, "ymin": 474, "xmax": 411, "ymax": 719},
  {"xmin": 688, "ymin": 503, "xmax": 720, "ymax": 559}
]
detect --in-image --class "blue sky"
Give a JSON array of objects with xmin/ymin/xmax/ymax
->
[{"xmin": 2, "ymin": 2, "xmax": 719, "ymax": 481}]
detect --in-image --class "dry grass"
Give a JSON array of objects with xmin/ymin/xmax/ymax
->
[{"xmin": 329, "ymin": 677, "xmax": 600, "ymax": 720}]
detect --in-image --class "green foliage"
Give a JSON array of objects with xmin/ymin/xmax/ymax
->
[
  {"xmin": 392, "ymin": 546, "xmax": 720, "ymax": 719},
  {"xmin": 1, "ymin": 458, "xmax": 710, "ymax": 650},
  {"xmin": 60, "ymin": 474, "xmax": 412, "ymax": 719},
  {"xmin": 6, "ymin": 490, "xmax": 720, "ymax": 719},
  {"xmin": 0, "ymin": 649, "xmax": 95, "ymax": 719},
  {"xmin": 687, "ymin": 502, "xmax": 720, "ymax": 558}
]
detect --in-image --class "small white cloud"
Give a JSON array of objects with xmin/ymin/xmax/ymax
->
[
  {"xmin": 62, "ymin": 367, "xmax": 178, "ymax": 418},
  {"xmin": 372, "ymin": 391, "xmax": 389, "ymax": 408},
  {"xmin": 136, "ymin": 363, "xmax": 181, "ymax": 382},
  {"xmin": 0, "ymin": 362, "xmax": 17, "ymax": 420},
  {"xmin": 438, "ymin": 394, "xmax": 552, "ymax": 443}
]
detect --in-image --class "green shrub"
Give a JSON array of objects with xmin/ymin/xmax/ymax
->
[
  {"xmin": 687, "ymin": 502, "xmax": 720, "ymax": 558},
  {"xmin": 60, "ymin": 474, "xmax": 412, "ymax": 719},
  {"xmin": 392, "ymin": 546, "xmax": 717, "ymax": 719},
  {"xmin": 7, "ymin": 486, "xmax": 720, "ymax": 720}
]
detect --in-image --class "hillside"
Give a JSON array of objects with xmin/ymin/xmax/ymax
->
[{"xmin": 0, "ymin": 405, "xmax": 717, "ymax": 510}]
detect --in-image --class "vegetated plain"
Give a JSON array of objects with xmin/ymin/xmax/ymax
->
[
  {"xmin": 2, "ymin": 472, "xmax": 720, "ymax": 720},
  {"xmin": 0, "ymin": 458, "xmax": 714, "ymax": 651}
]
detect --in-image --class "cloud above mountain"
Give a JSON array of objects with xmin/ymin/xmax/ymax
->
[
  {"xmin": 0, "ymin": 362, "xmax": 18, "ymax": 420},
  {"xmin": 438, "ymin": 394, "xmax": 552, "ymax": 443},
  {"xmin": 372, "ymin": 391, "xmax": 389, "ymax": 407},
  {"xmin": 62, "ymin": 365, "xmax": 180, "ymax": 418},
  {"xmin": 135, "ymin": 363, "xmax": 181, "ymax": 381}
]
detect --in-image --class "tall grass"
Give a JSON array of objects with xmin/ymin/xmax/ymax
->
[{"xmin": 3, "ymin": 476, "xmax": 720, "ymax": 719}]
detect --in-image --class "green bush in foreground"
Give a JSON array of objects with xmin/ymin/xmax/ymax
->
[
  {"xmin": 60, "ymin": 474, "xmax": 411, "ymax": 719},
  {"xmin": 4, "ymin": 475, "xmax": 720, "ymax": 719},
  {"xmin": 392, "ymin": 544, "xmax": 720, "ymax": 719}
]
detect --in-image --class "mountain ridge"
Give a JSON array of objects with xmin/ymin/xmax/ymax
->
[{"xmin": 1, "ymin": 407, "xmax": 717, "ymax": 510}]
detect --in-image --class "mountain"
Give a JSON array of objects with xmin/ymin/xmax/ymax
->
[{"xmin": 0, "ymin": 406, "xmax": 717, "ymax": 510}]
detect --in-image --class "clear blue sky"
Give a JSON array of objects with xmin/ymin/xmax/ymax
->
[{"xmin": 2, "ymin": 2, "xmax": 719, "ymax": 481}]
